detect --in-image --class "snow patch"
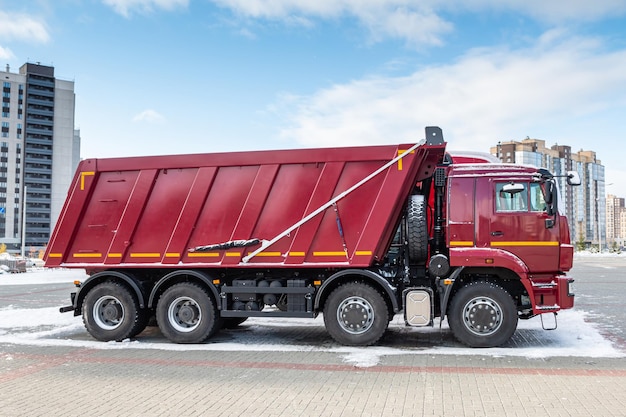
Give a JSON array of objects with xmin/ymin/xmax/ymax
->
[
  {"xmin": 0, "ymin": 268, "xmax": 88, "ymax": 286},
  {"xmin": 0, "ymin": 306, "xmax": 622, "ymax": 368},
  {"xmin": 0, "ymin": 266, "xmax": 623, "ymax": 367}
]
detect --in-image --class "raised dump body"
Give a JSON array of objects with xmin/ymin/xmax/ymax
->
[
  {"xmin": 46, "ymin": 136, "xmax": 444, "ymax": 269},
  {"xmin": 45, "ymin": 126, "xmax": 580, "ymax": 348}
]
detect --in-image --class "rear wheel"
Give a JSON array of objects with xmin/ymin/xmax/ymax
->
[
  {"xmin": 323, "ymin": 282, "xmax": 389, "ymax": 346},
  {"xmin": 448, "ymin": 281, "xmax": 518, "ymax": 347},
  {"xmin": 83, "ymin": 282, "xmax": 144, "ymax": 342},
  {"xmin": 156, "ymin": 283, "xmax": 220, "ymax": 343},
  {"xmin": 129, "ymin": 309, "xmax": 151, "ymax": 337}
]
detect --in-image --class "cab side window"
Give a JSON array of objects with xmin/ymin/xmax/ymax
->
[
  {"xmin": 495, "ymin": 182, "xmax": 528, "ymax": 212},
  {"xmin": 529, "ymin": 182, "xmax": 547, "ymax": 212}
]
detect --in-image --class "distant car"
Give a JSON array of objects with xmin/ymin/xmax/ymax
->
[
  {"xmin": 12, "ymin": 260, "xmax": 27, "ymax": 273},
  {"xmin": 0, "ymin": 258, "xmax": 26, "ymax": 273},
  {"xmin": 27, "ymin": 258, "xmax": 45, "ymax": 268}
]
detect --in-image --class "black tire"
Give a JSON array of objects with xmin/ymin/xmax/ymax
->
[
  {"xmin": 128, "ymin": 309, "xmax": 151, "ymax": 338},
  {"xmin": 156, "ymin": 283, "xmax": 220, "ymax": 343},
  {"xmin": 82, "ymin": 281, "xmax": 144, "ymax": 342},
  {"xmin": 323, "ymin": 282, "xmax": 389, "ymax": 346},
  {"xmin": 447, "ymin": 281, "xmax": 518, "ymax": 347},
  {"xmin": 221, "ymin": 317, "xmax": 248, "ymax": 329},
  {"xmin": 407, "ymin": 195, "xmax": 428, "ymax": 262}
]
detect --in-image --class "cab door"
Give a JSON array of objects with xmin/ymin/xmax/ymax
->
[{"xmin": 485, "ymin": 179, "xmax": 560, "ymax": 273}]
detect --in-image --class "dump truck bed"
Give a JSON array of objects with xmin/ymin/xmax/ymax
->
[{"xmin": 45, "ymin": 141, "xmax": 444, "ymax": 270}]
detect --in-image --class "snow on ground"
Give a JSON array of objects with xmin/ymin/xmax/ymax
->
[
  {"xmin": 0, "ymin": 266, "xmax": 623, "ymax": 368},
  {"xmin": 0, "ymin": 268, "xmax": 88, "ymax": 285},
  {"xmin": 574, "ymin": 250, "xmax": 625, "ymax": 258}
]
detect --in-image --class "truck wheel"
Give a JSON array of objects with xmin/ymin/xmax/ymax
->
[
  {"xmin": 323, "ymin": 282, "xmax": 389, "ymax": 346},
  {"xmin": 447, "ymin": 281, "xmax": 518, "ymax": 347},
  {"xmin": 128, "ymin": 309, "xmax": 151, "ymax": 338},
  {"xmin": 83, "ymin": 282, "xmax": 144, "ymax": 342},
  {"xmin": 156, "ymin": 283, "xmax": 220, "ymax": 343},
  {"xmin": 407, "ymin": 195, "xmax": 428, "ymax": 262}
]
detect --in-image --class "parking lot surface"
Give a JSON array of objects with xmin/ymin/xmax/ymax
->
[{"xmin": 1, "ymin": 255, "xmax": 625, "ymax": 416}]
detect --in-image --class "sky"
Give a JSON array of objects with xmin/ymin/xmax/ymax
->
[{"xmin": 1, "ymin": 0, "xmax": 626, "ymax": 197}]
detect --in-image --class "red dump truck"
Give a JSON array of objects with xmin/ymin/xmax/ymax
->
[{"xmin": 45, "ymin": 127, "xmax": 580, "ymax": 347}]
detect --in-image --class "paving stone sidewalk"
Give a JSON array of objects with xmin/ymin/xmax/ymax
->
[{"xmin": 1, "ymin": 343, "xmax": 625, "ymax": 417}]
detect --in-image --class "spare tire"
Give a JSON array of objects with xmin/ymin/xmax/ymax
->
[{"xmin": 407, "ymin": 194, "xmax": 428, "ymax": 263}]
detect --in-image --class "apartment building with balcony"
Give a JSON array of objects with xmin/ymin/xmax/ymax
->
[{"xmin": 1, "ymin": 63, "xmax": 80, "ymax": 252}]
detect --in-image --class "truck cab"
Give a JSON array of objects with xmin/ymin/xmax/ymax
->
[{"xmin": 414, "ymin": 163, "xmax": 580, "ymax": 346}]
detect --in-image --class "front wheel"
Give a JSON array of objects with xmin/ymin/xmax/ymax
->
[
  {"xmin": 156, "ymin": 283, "xmax": 220, "ymax": 343},
  {"xmin": 448, "ymin": 281, "xmax": 518, "ymax": 347},
  {"xmin": 323, "ymin": 282, "xmax": 389, "ymax": 346}
]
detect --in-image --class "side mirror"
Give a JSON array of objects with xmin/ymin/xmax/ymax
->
[
  {"xmin": 544, "ymin": 181, "xmax": 554, "ymax": 205},
  {"xmin": 545, "ymin": 181, "xmax": 558, "ymax": 216},
  {"xmin": 567, "ymin": 171, "xmax": 581, "ymax": 186}
]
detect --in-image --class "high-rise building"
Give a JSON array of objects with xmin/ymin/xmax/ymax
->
[
  {"xmin": 606, "ymin": 194, "xmax": 625, "ymax": 250},
  {"xmin": 1, "ymin": 63, "xmax": 80, "ymax": 253},
  {"xmin": 490, "ymin": 138, "xmax": 606, "ymax": 250}
]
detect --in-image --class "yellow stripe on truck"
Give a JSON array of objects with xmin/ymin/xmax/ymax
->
[
  {"xmin": 491, "ymin": 241, "xmax": 559, "ymax": 247},
  {"xmin": 450, "ymin": 241, "xmax": 474, "ymax": 247}
]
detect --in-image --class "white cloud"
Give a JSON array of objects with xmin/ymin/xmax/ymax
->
[
  {"xmin": 276, "ymin": 30, "xmax": 626, "ymax": 155},
  {"xmin": 0, "ymin": 11, "xmax": 50, "ymax": 43},
  {"xmin": 0, "ymin": 46, "xmax": 15, "ymax": 60},
  {"xmin": 132, "ymin": 109, "xmax": 166, "ymax": 123},
  {"xmin": 209, "ymin": 0, "xmax": 626, "ymax": 45},
  {"xmin": 103, "ymin": 0, "xmax": 189, "ymax": 17},
  {"xmin": 211, "ymin": 0, "xmax": 453, "ymax": 47}
]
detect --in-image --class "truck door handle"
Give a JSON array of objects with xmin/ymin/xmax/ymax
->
[{"xmin": 491, "ymin": 231, "xmax": 503, "ymax": 236}]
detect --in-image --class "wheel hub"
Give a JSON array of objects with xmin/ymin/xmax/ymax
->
[
  {"xmin": 337, "ymin": 296, "xmax": 374, "ymax": 335},
  {"xmin": 178, "ymin": 304, "xmax": 199, "ymax": 324},
  {"xmin": 462, "ymin": 297, "xmax": 502, "ymax": 336},
  {"xmin": 103, "ymin": 303, "xmax": 123, "ymax": 321},
  {"xmin": 93, "ymin": 296, "xmax": 124, "ymax": 330},
  {"xmin": 168, "ymin": 297, "xmax": 202, "ymax": 332}
]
